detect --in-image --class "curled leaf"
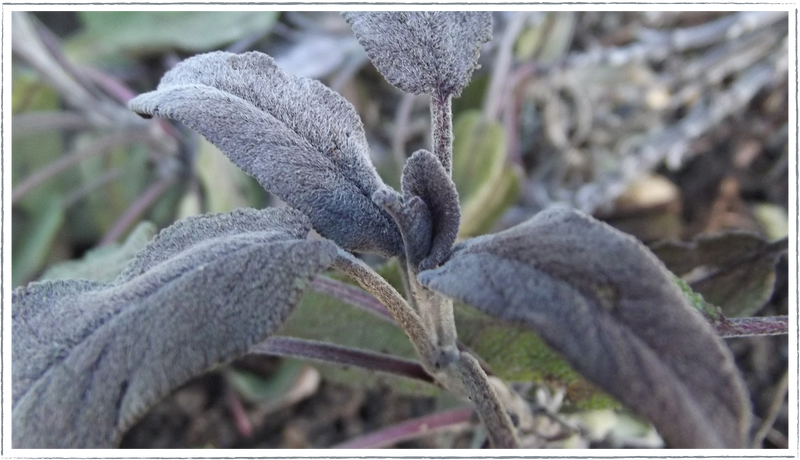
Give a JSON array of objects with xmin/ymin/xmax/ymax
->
[
  {"xmin": 343, "ymin": 12, "xmax": 492, "ymax": 98},
  {"xmin": 128, "ymin": 51, "xmax": 402, "ymax": 256},
  {"xmin": 419, "ymin": 206, "xmax": 751, "ymax": 448},
  {"xmin": 374, "ymin": 150, "xmax": 460, "ymax": 271},
  {"xmin": 13, "ymin": 207, "xmax": 337, "ymax": 448},
  {"xmin": 401, "ymin": 150, "xmax": 460, "ymax": 270}
]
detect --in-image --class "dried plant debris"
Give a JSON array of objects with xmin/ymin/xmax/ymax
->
[
  {"xmin": 516, "ymin": 11, "xmax": 787, "ymax": 213},
  {"xmin": 12, "ymin": 208, "xmax": 337, "ymax": 447},
  {"xmin": 129, "ymin": 51, "xmax": 402, "ymax": 257},
  {"xmin": 651, "ymin": 232, "xmax": 787, "ymax": 318},
  {"xmin": 343, "ymin": 12, "xmax": 492, "ymax": 98},
  {"xmin": 419, "ymin": 206, "xmax": 751, "ymax": 448}
]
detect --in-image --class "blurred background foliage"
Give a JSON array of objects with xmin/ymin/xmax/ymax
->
[{"xmin": 11, "ymin": 11, "xmax": 790, "ymax": 448}]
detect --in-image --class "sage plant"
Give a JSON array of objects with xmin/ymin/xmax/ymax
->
[{"xmin": 13, "ymin": 12, "xmax": 752, "ymax": 449}]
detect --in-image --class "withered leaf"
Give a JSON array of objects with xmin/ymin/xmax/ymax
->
[
  {"xmin": 651, "ymin": 232, "xmax": 786, "ymax": 318},
  {"xmin": 128, "ymin": 51, "xmax": 402, "ymax": 256},
  {"xmin": 343, "ymin": 12, "xmax": 492, "ymax": 98},
  {"xmin": 418, "ymin": 206, "xmax": 751, "ymax": 448},
  {"xmin": 13, "ymin": 207, "xmax": 337, "ymax": 448}
]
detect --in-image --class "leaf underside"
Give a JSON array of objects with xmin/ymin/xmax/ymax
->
[
  {"xmin": 343, "ymin": 12, "xmax": 492, "ymax": 98},
  {"xmin": 128, "ymin": 51, "xmax": 402, "ymax": 257},
  {"xmin": 419, "ymin": 206, "xmax": 751, "ymax": 448},
  {"xmin": 12, "ymin": 207, "xmax": 337, "ymax": 448}
]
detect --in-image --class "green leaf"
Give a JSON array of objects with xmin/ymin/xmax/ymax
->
[
  {"xmin": 651, "ymin": 232, "xmax": 786, "ymax": 317},
  {"xmin": 451, "ymin": 110, "xmax": 520, "ymax": 237},
  {"xmin": 225, "ymin": 360, "xmax": 307, "ymax": 405},
  {"xmin": 277, "ymin": 289, "xmax": 438, "ymax": 395},
  {"xmin": 459, "ymin": 166, "xmax": 522, "ymax": 238},
  {"xmin": 66, "ymin": 12, "xmax": 279, "ymax": 61},
  {"xmin": 40, "ymin": 221, "xmax": 157, "ymax": 283},
  {"xmin": 12, "ymin": 197, "xmax": 65, "ymax": 286},
  {"xmin": 454, "ymin": 302, "xmax": 617, "ymax": 409},
  {"xmin": 196, "ymin": 138, "xmax": 253, "ymax": 214},
  {"xmin": 75, "ymin": 134, "xmax": 151, "ymax": 236},
  {"xmin": 452, "ymin": 111, "xmax": 504, "ymax": 203}
]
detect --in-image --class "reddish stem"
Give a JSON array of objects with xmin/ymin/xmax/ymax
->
[
  {"xmin": 250, "ymin": 337, "xmax": 434, "ymax": 384},
  {"xmin": 333, "ymin": 407, "xmax": 474, "ymax": 449},
  {"xmin": 715, "ymin": 316, "xmax": 788, "ymax": 338}
]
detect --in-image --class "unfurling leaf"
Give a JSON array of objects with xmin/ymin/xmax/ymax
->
[
  {"xmin": 651, "ymin": 232, "xmax": 786, "ymax": 318},
  {"xmin": 343, "ymin": 12, "xmax": 492, "ymax": 98},
  {"xmin": 128, "ymin": 51, "xmax": 402, "ymax": 256},
  {"xmin": 419, "ymin": 206, "xmax": 751, "ymax": 448},
  {"xmin": 13, "ymin": 208, "xmax": 337, "ymax": 448}
]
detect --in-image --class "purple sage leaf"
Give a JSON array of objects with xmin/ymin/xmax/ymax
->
[
  {"xmin": 343, "ymin": 12, "xmax": 492, "ymax": 98},
  {"xmin": 128, "ymin": 51, "xmax": 402, "ymax": 256},
  {"xmin": 401, "ymin": 150, "xmax": 460, "ymax": 270},
  {"xmin": 12, "ymin": 208, "xmax": 337, "ymax": 448},
  {"xmin": 418, "ymin": 206, "xmax": 751, "ymax": 448}
]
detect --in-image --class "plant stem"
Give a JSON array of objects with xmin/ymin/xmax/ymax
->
[
  {"xmin": 250, "ymin": 337, "xmax": 434, "ymax": 384},
  {"xmin": 430, "ymin": 94, "xmax": 453, "ymax": 175},
  {"xmin": 715, "ymin": 316, "xmax": 788, "ymax": 338},
  {"xmin": 332, "ymin": 250, "xmax": 439, "ymax": 372},
  {"xmin": 333, "ymin": 407, "xmax": 474, "ymax": 449},
  {"xmin": 750, "ymin": 370, "xmax": 788, "ymax": 448},
  {"xmin": 99, "ymin": 173, "xmax": 177, "ymax": 246},
  {"xmin": 12, "ymin": 111, "xmax": 93, "ymax": 138},
  {"xmin": 310, "ymin": 276, "xmax": 393, "ymax": 322},
  {"xmin": 455, "ymin": 352, "xmax": 520, "ymax": 448}
]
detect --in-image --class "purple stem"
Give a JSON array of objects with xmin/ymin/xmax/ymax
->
[
  {"xmin": 250, "ymin": 337, "xmax": 434, "ymax": 384},
  {"xmin": 310, "ymin": 276, "xmax": 394, "ymax": 321},
  {"xmin": 81, "ymin": 66, "xmax": 137, "ymax": 104},
  {"xmin": 99, "ymin": 173, "xmax": 177, "ymax": 246},
  {"xmin": 715, "ymin": 316, "xmax": 788, "ymax": 338},
  {"xmin": 333, "ymin": 407, "xmax": 474, "ymax": 449}
]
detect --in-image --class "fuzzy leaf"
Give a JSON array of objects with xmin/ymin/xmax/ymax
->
[
  {"xmin": 12, "ymin": 207, "xmax": 337, "ymax": 448},
  {"xmin": 343, "ymin": 12, "xmax": 492, "ymax": 98},
  {"xmin": 401, "ymin": 150, "xmax": 460, "ymax": 270},
  {"xmin": 128, "ymin": 51, "xmax": 402, "ymax": 256},
  {"xmin": 419, "ymin": 206, "xmax": 751, "ymax": 448},
  {"xmin": 651, "ymin": 232, "xmax": 786, "ymax": 318}
]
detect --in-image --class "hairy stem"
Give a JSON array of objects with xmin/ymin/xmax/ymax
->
[
  {"xmin": 715, "ymin": 316, "xmax": 788, "ymax": 338},
  {"xmin": 332, "ymin": 250, "xmax": 439, "ymax": 372},
  {"xmin": 250, "ymin": 337, "xmax": 434, "ymax": 384},
  {"xmin": 408, "ymin": 272, "xmax": 459, "ymax": 368},
  {"xmin": 430, "ymin": 94, "xmax": 453, "ymax": 175},
  {"xmin": 455, "ymin": 352, "xmax": 520, "ymax": 448},
  {"xmin": 333, "ymin": 407, "xmax": 474, "ymax": 449}
]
